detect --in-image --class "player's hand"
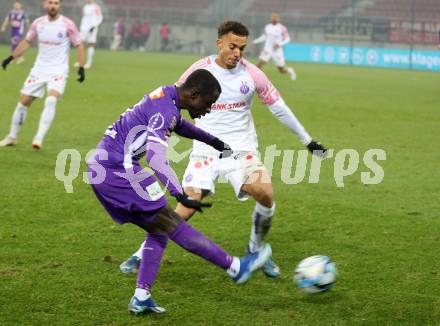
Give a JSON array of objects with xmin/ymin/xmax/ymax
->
[
  {"xmin": 273, "ymin": 43, "xmax": 280, "ymax": 50},
  {"xmin": 77, "ymin": 67, "xmax": 85, "ymax": 82},
  {"xmin": 175, "ymin": 193, "xmax": 212, "ymax": 213},
  {"xmin": 306, "ymin": 140, "xmax": 328, "ymax": 158},
  {"xmin": 2, "ymin": 55, "xmax": 14, "ymax": 70},
  {"xmin": 210, "ymin": 138, "xmax": 233, "ymax": 158},
  {"xmin": 89, "ymin": 27, "xmax": 95, "ymax": 33}
]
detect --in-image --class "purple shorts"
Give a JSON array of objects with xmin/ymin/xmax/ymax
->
[
  {"xmin": 11, "ymin": 29, "xmax": 22, "ymax": 50},
  {"xmin": 88, "ymin": 163, "xmax": 168, "ymax": 224}
]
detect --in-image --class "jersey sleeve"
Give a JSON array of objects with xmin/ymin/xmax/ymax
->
[
  {"xmin": 174, "ymin": 118, "xmax": 216, "ymax": 144},
  {"xmin": 176, "ymin": 57, "xmax": 210, "ymax": 86},
  {"xmin": 25, "ymin": 18, "xmax": 39, "ymax": 42},
  {"xmin": 279, "ymin": 25, "xmax": 291, "ymax": 46},
  {"xmin": 63, "ymin": 18, "xmax": 82, "ymax": 46},
  {"xmin": 94, "ymin": 4, "xmax": 103, "ymax": 26},
  {"xmin": 145, "ymin": 109, "xmax": 183, "ymax": 197},
  {"xmin": 244, "ymin": 59, "xmax": 280, "ymax": 105}
]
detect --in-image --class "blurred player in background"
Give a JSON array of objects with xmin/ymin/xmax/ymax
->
[
  {"xmin": 110, "ymin": 18, "xmax": 124, "ymax": 51},
  {"xmin": 88, "ymin": 69, "xmax": 271, "ymax": 314},
  {"xmin": 0, "ymin": 0, "xmax": 85, "ymax": 150},
  {"xmin": 120, "ymin": 21, "xmax": 328, "ymax": 279},
  {"xmin": 253, "ymin": 13, "xmax": 297, "ymax": 80},
  {"xmin": 1, "ymin": 1, "xmax": 29, "ymax": 64},
  {"xmin": 77, "ymin": 0, "xmax": 102, "ymax": 68}
]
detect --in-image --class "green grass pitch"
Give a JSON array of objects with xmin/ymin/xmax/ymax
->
[{"xmin": 1, "ymin": 46, "xmax": 440, "ymax": 325}]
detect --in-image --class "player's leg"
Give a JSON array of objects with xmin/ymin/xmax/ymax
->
[
  {"xmin": 32, "ymin": 89, "xmax": 61, "ymax": 150},
  {"xmin": 85, "ymin": 43, "xmax": 95, "ymax": 69},
  {"xmin": 119, "ymin": 187, "xmax": 206, "ymax": 274},
  {"xmin": 241, "ymin": 169, "xmax": 280, "ymax": 278},
  {"xmin": 277, "ymin": 65, "xmax": 296, "ymax": 80},
  {"xmin": 257, "ymin": 50, "xmax": 271, "ymax": 69},
  {"xmin": 127, "ymin": 204, "xmax": 272, "ymax": 314},
  {"xmin": 274, "ymin": 49, "xmax": 296, "ymax": 80},
  {"xmin": 85, "ymin": 29, "xmax": 98, "ymax": 68},
  {"xmin": 225, "ymin": 153, "xmax": 280, "ymax": 278},
  {"xmin": 129, "ymin": 204, "xmax": 272, "ymax": 314},
  {"xmin": 32, "ymin": 73, "xmax": 66, "ymax": 150},
  {"xmin": 120, "ymin": 154, "xmax": 217, "ymax": 273},
  {"xmin": 256, "ymin": 60, "xmax": 267, "ymax": 69},
  {"xmin": 0, "ymin": 92, "xmax": 37, "ymax": 147}
]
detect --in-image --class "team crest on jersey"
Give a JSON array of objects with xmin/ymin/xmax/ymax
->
[
  {"xmin": 148, "ymin": 113, "xmax": 165, "ymax": 131},
  {"xmin": 240, "ymin": 82, "xmax": 250, "ymax": 94},
  {"xmin": 57, "ymin": 32, "xmax": 64, "ymax": 38}
]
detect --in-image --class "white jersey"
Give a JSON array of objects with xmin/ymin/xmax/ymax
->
[
  {"xmin": 80, "ymin": 3, "xmax": 102, "ymax": 32},
  {"xmin": 25, "ymin": 15, "xmax": 81, "ymax": 76},
  {"xmin": 177, "ymin": 55, "xmax": 281, "ymax": 153},
  {"xmin": 256, "ymin": 23, "xmax": 290, "ymax": 53}
]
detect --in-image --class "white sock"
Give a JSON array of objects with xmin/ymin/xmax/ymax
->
[
  {"xmin": 35, "ymin": 96, "xmax": 57, "ymax": 141},
  {"xmin": 8, "ymin": 102, "xmax": 28, "ymax": 139},
  {"xmin": 226, "ymin": 257, "xmax": 240, "ymax": 277},
  {"xmin": 133, "ymin": 241, "xmax": 146, "ymax": 259},
  {"xmin": 287, "ymin": 67, "xmax": 297, "ymax": 80},
  {"xmin": 86, "ymin": 47, "xmax": 95, "ymax": 66},
  {"xmin": 134, "ymin": 288, "xmax": 151, "ymax": 300},
  {"xmin": 248, "ymin": 202, "xmax": 276, "ymax": 253}
]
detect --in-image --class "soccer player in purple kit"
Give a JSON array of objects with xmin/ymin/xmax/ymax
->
[
  {"xmin": 1, "ymin": 1, "xmax": 29, "ymax": 64},
  {"xmin": 87, "ymin": 69, "xmax": 272, "ymax": 315}
]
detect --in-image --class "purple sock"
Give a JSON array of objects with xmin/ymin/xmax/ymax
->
[
  {"xmin": 136, "ymin": 233, "xmax": 168, "ymax": 290},
  {"xmin": 169, "ymin": 221, "xmax": 233, "ymax": 270}
]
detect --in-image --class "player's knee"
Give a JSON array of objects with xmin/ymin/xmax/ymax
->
[
  {"xmin": 20, "ymin": 95, "xmax": 35, "ymax": 107},
  {"xmin": 255, "ymin": 189, "xmax": 274, "ymax": 208}
]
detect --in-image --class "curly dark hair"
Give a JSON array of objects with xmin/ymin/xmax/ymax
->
[{"xmin": 217, "ymin": 21, "xmax": 249, "ymax": 38}]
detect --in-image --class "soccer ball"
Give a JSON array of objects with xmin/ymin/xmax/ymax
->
[{"xmin": 294, "ymin": 255, "xmax": 337, "ymax": 294}]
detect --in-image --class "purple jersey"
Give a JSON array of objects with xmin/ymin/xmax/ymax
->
[
  {"xmin": 8, "ymin": 9, "xmax": 27, "ymax": 36},
  {"xmin": 95, "ymin": 85, "xmax": 216, "ymax": 197}
]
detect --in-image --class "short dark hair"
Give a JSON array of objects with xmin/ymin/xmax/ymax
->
[
  {"xmin": 218, "ymin": 21, "xmax": 249, "ymax": 38},
  {"xmin": 182, "ymin": 69, "xmax": 221, "ymax": 96}
]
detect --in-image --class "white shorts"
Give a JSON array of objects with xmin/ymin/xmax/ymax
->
[
  {"xmin": 21, "ymin": 73, "xmax": 67, "ymax": 98},
  {"xmin": 182, "ymin": 151, "xmax": 266, "ymax": 201},
  {"xmin": 81, "ymin": 27, "xmax": 98, "ymax": 44},
  {"xmin": 259, "ymin": 48, "xmax": 285, "ymax": 67}
]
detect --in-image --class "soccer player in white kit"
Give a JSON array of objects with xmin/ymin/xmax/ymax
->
[
  {"xmin": 0, "ymin": 0, "xmax": 85, "ymax": 150},
  {"xmin": 253, "ymin": 13, "xmax": 297, "ymax": 80},
  {"xmin": 120, "ymin": 21, "xmax": 327, "ymax": 278},
  {"xmin": 78, "ymin": 0, "xmax": 102, "ymax": 69}
]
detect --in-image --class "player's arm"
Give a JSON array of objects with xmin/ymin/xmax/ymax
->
[
  {"xmin": 252, "ymin": 65, "xmax": 328, "ymax": 157},
  {"xmin": 12, "ymin": 39, "xmax": 30, "ymax": 57},
  {"xmin": 95, "ymin": 5, "xmax": 103, "ymax": 26},
  {"xmin": 146, "ymin": 139, "xmax": 183, "ymax": 197},
  {"xmin": 253, "ymin": 33, "xmax": 266, "ymax": 45},
  {"xmin": 1, "ymin": 16, "xmax": 9, "ymax": 32},
  {"xmin": 278, "ymin": 26, "xmax": 291, "ymax": 47},
  {"xmin": 89, "ymin": 4, "xmax": 103, "ymax": 32},
  {"xmin": 146, "ymin": 124, "xmax": 210, "ymax": 211},
  {"xmin": 67, "ymin": 19, "xmax": 85, "ymax": 82},
  {"xmin": 3, "ymin": 17, "xmax": 38, "ymax": 69},
  {"xmin": 267, "ymin": 98, "xmax": 328, "ymax": 157},
  {"xmin": 76, "ymin": 43, "xmax": 85, "ymax": 66},
  {"xmin": 1, "ymin": 39, "xmax": 30, "ymax": 70},
  {"xmin": 174, "ymin": 118, "xmax": 232, "ymax": 158},
  {"xmin": 76, "ymin": 43, "xmax": 86, "ymax": 82}
]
